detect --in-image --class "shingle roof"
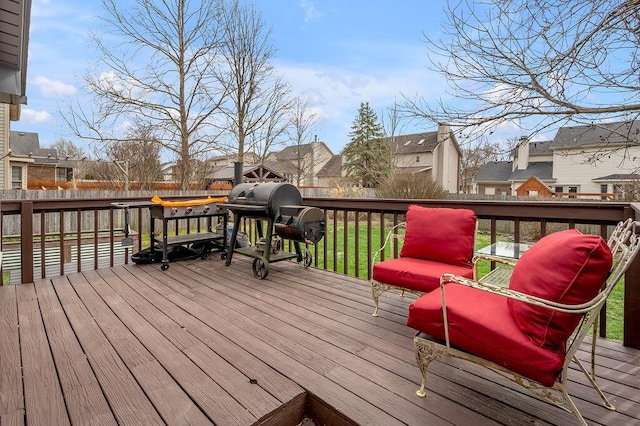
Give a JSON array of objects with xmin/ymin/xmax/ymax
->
[
  {"xmin": 509, "ymin": 161, "xmax": 554, "ymax": 181},
  {"xmin": 474, "ymin": 161, "xmax": 513, "ymax": 182},
  {"xmin": 528, "ymin": 140, "xmax": 552, "ymax": 155},
  {"xmin": 593, "ymin": 173, "xmax": 640, "ymax": 181},
  {"xmin": 316, "ymin": 155, "xmax": 342, "ymax": 177},
  {"xmin": 10, "ymin": 131, "xmax": 58, "ymax": 158},
  {"xmin": 273, "ymin": 143, "xmax": 314, "ymax": 160},
  {"xmin": 550, "ymin": 121, "xmax": 640, "ymax": 149},
  {"xmin": 385, "ymin": 132, "xmax": 439, "ymax": 154}
]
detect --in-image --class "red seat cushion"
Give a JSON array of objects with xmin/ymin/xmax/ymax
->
[
  {"xmin": 508, "ymin": 229, "xmax": 612, "ymax": 349},
  {"xmin": 372, "ymin": 257, "xmax": 473, "ymax": 293},
  {"xmin": 400, "ymin": 205, "xmax": 477, "ymax": 267},
  {"xmin": 407, "ymin": 285, "xmax": 564, "ymax": 386}
]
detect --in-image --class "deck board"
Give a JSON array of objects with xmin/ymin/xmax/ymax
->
[{"xmin": 0, "ymin": 255, "xmax": 638, "ymax": 425}]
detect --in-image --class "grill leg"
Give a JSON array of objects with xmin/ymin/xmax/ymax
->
[{"xmin": 225, "ymin": 214, "xmax": 242, "ymax": 266}]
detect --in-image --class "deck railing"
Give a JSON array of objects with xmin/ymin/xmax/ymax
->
[{"xmin": 1, "ymin": 196, "xmax": 639, "ymax": 349}]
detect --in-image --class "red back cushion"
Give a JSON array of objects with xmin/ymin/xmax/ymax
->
[
  {"xmin": 399, "ymin": 205, "xmax": 477, "ymax": 266},
  {"xmin": 508, "ymin": 229, "xmax": 612, "ymax": 349}
]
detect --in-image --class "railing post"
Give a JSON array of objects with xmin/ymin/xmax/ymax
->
[
  {"xmin": 21, "ymin": 201, "xmax": 34, "ymax": 284},
  {"xmin": 623, "ymin": 205, "xmax": 640, "ymax": 349}
]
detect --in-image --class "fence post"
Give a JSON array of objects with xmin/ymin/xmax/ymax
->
[{"xmin": 21, "ymin": 201, "xmax": 34, "ymax": 284}]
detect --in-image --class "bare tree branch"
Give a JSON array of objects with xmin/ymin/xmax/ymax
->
[{"xmin": 404, "ymin": 0, "xmax": 640, "ymax": 142}]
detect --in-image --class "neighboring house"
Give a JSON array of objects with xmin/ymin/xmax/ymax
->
[
  {"xmin": 1, "ymin": 0, "xmax": 31, "ymax": 189},
  {"xmin": 9, "ymin": 131, "xmax": 77, "ymax": 189},
  {"xmin": 265, "ymin": 140, "xmax": 333, "ymax": 186},
  {"xmin": 385, "ymin": 123, "xmax": 462, "ymax": 193},
  {"xmin": 316, "ymin": 155, "xmax": 344, "ymax": 187},
  {"xmin": 473, "ymin": 120, "xmax": 640, "ymax": 199}
]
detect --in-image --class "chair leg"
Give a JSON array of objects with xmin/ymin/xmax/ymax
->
[
  {"xmin": 573, "ymin": 356, "xmax": 615, "ymax": 410},
  {"xmin": 371, "ymin": 281, "xmax": 388, "ymax": 317},
  {"xmin": 414, "ymin": 334, "xmax": 444, "ymax": 398}
]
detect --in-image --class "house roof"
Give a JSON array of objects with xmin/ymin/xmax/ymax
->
[
  {"xmin": 509, "ymin": 161, "xmax": 554, "ymax": 181},
  {"xmin": 273, "ymin": 143, "xmax": 315, "ymax": 160},
  {"xmin": 316, "ymin": 155, "xmax": 342, "ymax": 178},
  {"xmin": 0, "ymin": 0, "xmax": 31, "ymax": 106},
  {"xmin": 474, "ymin": 161, "xmax": 513, "ymax": 182},
  {"xmin": 528, "ymin": 140, "xmax": 553, "ymax": 155},
  {"xmin": 593, "ymin": 173, "xmax": 640, "ymax": 181},
  {"xmin": 386, "ymin": 132, "xmax": 440, "ymax": 154},
  {"xmin": 10, "ymin": 131, "xmax": 56, "ymax": 157},
  {"xmin": 550, "ymin": 121, "xmax": 640, "ymax": 149}
]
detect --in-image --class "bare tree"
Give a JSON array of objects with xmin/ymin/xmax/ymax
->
[
  {"xmin": 286, "ymin": 96, "xmax": 318, "ymax": 185},
  {"xmin": 405, "ymin": 0, "xmax": 640, "ymax": 142},
  {"xmin": 460, "ymin": 138, "xmax": 510, "ymax": 193},
  {"xmin": 49, "ymin": 139, "xmax": 87, "ymax": 160},
  {"xmin": 64, "ymin": 0, "xmax": 228, "ymax": 190},
  {"xmin": 215, "ymin": 0, "xmax": 291, "ymax": 163}
]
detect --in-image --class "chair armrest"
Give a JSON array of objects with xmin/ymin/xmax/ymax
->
[
  {"xmin": 472, "ymin": 253, "xmax": 517, "ymax": 279},
  {"xmin": 442, "ymin": 273, "xmax": 603, "ymax": 313},
  {"xmin": 372, "ymin": 222, "xmax": 406, "ymax": 266}
]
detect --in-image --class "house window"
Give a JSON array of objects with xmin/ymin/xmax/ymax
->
[
  {"xmin": 11, "ymin": 165, "xmax": 23, "ymax": 189},
  {"xmin": 568, "ymin": 186, "xmax": 578, "ymax": 198},
  {"xmin": 56, "ymin": 167, "xmax": 72, "ymax": 182},
  {"xmin": 600, "ymin": 184, "xmax": 608, "ymax": 200},
  {"xmin": 554, "ymin": 185, "xmax": 563, "ymax": 194},
  {"xmin": 415, "ymin": 156, "xmax": 420, "ymax": 163}
]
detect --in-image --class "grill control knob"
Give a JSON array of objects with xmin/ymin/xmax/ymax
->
[
  {"xmin": 203, "ymin": 205, "xmax": 210, "ymax": 213},
  {"xmin": 170, "ymin": 207, "xmax": 178, "ymax": 215},
  {"xmin": 185, "ymin": 207, "xmax": 193, "ymax": 214}
]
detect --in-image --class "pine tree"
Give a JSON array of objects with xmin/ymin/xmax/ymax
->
[{"xmin": 343, "ymin": 102, "xmax": 394, "ymax": 188}]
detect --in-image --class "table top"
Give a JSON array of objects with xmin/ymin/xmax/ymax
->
[{"xmin": 475, "ymin": 241, "xmax": 532, "ymax": 260}]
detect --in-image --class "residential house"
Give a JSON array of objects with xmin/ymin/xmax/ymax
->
[
  {"xmin": 386, "ymin": 123, "xmax": 462, "ymax": 193},
  {"xmin": 265, "ymin": 140, "xmax": 333, "ymax": 186},
  {"xmin": 9, "ymin": 131, "xmax": 77, "ymax": 189},
  {"xmin": 473, "ymin": 121, "xmax": 640, "ymax": 199}
]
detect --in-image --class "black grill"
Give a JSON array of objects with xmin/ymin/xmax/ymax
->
[{"xmin": 223, "ymin": 182, "xmax": 325, "ymax": 279}]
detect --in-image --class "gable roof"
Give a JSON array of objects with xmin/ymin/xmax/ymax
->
[
  {"xmin": 316, "ymin": 154, "xmax": 342, "ymax": 178},
  {"xmin": 551, "ymin": 121, "xmax": 640, "ymax": 149},
  {"xmin": 10, "ymin": 131, "xmax": 57, "ymax": 157},
  {"xmin": 528, "ymin": 140, "xmax": 553, "ymax": 155},
  {"xmin": 385, "ymin": 132, "xmax": 440, "ymax": 154},
  {"xmin": 474, "ymin": 161, "xmax": 513, "ymax": 182},
  {"xmin": 509, "ymin": 161, "xmax": 554, "ymax": 181}
]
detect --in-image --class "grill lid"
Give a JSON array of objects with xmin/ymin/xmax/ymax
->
[{"xmin": 226, "ymin": 182, "xmax": 303, "ymax": 217}]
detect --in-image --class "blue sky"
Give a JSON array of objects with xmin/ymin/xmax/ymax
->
[{"xmin": 19, "ymin": 0, "xmax": 520, "ymax": 156}]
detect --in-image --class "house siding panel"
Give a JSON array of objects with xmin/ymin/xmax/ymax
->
[{"xmin": 553, "ymin": 147, "xmax": 640, "ymax": 193}]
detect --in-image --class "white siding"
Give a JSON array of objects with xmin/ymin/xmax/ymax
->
[{"xmin": 552, "ymin": 146, "xmax": 640, "ymax": 193}]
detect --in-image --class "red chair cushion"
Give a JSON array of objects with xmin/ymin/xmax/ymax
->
[
  {"xmin": 508, "ymin": 229, "xmax": 612, "ymax": 349},
  {"xmin": 372, "ymin": 257, "xmax": 473, "ymax": 293},
  {"xmin": 400, "ymin": 205, "xmax": 476, "ymax": 267},
  {"xmin": 407, "ymin": 285, "xmax": 564, "ymax": 386}
]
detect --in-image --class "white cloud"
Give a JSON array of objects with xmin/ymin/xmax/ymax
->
[
  {"xmin": 32, "ymin": 76, "xmax": 77, "ymax": 97},
  {"xmin": 299, "ymin": 0, "xmax": 322, "ymax": 23},
  {"xmin": 20, "ymin": 109, "xmax": 54, "ymax": 124}
]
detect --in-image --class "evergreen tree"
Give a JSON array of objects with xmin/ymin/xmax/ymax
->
[{"xmin": 343, "ymin": 102, "xmax": 394, "ymax": 188}]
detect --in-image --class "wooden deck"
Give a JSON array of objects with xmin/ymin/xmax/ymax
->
[{"xmin": 1, "ymin": 255, "xmax": 639, "ymax": 425}]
